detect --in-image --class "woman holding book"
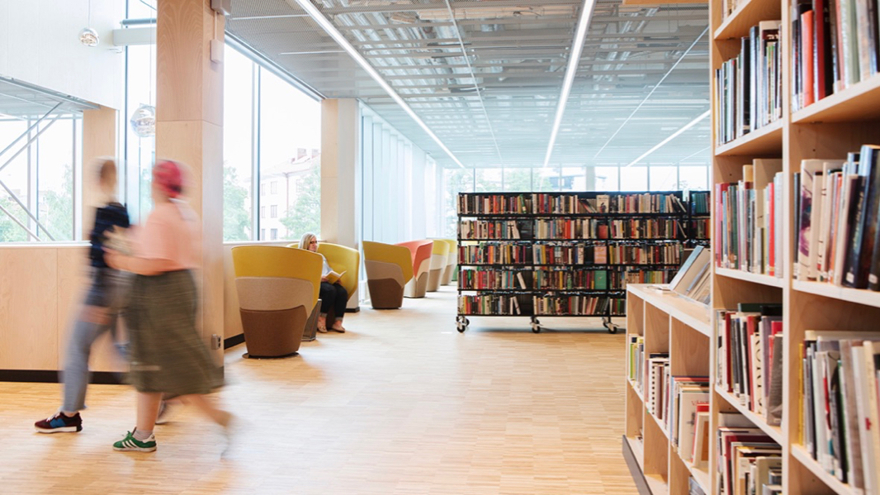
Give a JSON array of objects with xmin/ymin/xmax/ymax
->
[{"xmin": 299, "ymin": 232, "xmax": 348, "ymax": 333}]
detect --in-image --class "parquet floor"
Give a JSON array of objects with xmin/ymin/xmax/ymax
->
[{"xmin": 0, "ymin": 288, "xmax": 637, "ymax": 495}]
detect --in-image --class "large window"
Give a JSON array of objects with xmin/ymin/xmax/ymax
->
[
  {"xmin": 0, "ymin": 112, "xmax": 81, "ymax": 243},
  {"xmin": 119, "ymin": 2, "xmax": 321, "ymax": 241}
]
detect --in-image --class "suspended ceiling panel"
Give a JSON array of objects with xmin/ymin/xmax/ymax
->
[
  {"xmin": 0, "ymin": 77, "xmax": 97, "ymax": 119},
  {"xmin": 227, "ymin": 0, "xmax": 709, "ymax": 168}
]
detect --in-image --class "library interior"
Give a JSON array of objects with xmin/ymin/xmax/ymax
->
[{"xmin": 2, "ymin": 0, "xmax": 880, "ymax": 494}]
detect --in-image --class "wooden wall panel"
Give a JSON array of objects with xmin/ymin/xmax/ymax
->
[
  {"xmin": 0, "ymin": 248, "xmax": 59, "ymax": 369},
  {"xmin": 81, "ymin": 106, "xmax": 118, "ymax": 240}
]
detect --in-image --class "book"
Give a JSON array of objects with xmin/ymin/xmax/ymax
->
[
  {"xmin": 326, "ymin": 270, "xmax": 346, "ymax": 284},
  {"xmin": 845, "ymin": 145, "xmax": 880, "ymax": 288}
]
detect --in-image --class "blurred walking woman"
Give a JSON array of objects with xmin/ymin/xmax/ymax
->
[{"xmin": 105, "ymin": 160, "xmax": 230, "ymax": 452}]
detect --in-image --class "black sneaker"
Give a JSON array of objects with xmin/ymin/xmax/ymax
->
[{"xmin": 35, "ymin": 412, "xmax": 83, "ymax": 433}]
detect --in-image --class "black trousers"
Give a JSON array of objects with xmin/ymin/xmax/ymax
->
[{"xmin": 319, "ymin": 282, "xmax": 348, "ymax": 317}]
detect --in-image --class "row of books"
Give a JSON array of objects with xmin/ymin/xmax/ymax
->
[
  {"xmin": 715, "ymin": 304, "xmax": 784, "ymax": 427},
  {"xmin": 715, "ymin": 21, "xmax": 783, "ymax": 145},
  {"xmin": 457, "ymin": 294, "xmax": 526, "ymax": 316},
  {"xmin": 667, "ymin": 376, "xmax": 710, "ymax": 467},
  {"xmin": 645, "ymin": 353, "xmax": 669, "ymax": 422},
  {"xmin": 799, "ymin": 330, "xmax": 880, "ymax": 492},
  {"xmin": 456, "ymin": 294, "xmax": 626, "ymax": 316},
  {"xmin": 794, "ymin": 145, "xmax": 880, "ymax": 290},
  {"xmin": 716, "ymin": 412, "xmax": 782, "ymax": 495},
  {"xmin": 532, "ymin": 295, "xmax": 624, "ymax": 316},
  {"xmin": 457, "ymin": 193, "xmax": 689, "ymax": 215},
  {"xmin": 459, "ymin": 242, "xmax": 683, "ymax": 266},
  {"xmin": 715, "ymin": 161, "xmax": 785, "ymax": 277},
  {"xmin": 460, "ymin": 218, "xmax": 691, "ymax": 240},
  {"xmin": 627, "ymin": 335, "xmax": 645, "ymax": 389},
  {"xmin": 791, "ymin": 0, "xmax": 880, "ymax": 112},
  {"xmin": 690, "ymin": 219, "xmax": 710, "ymax": 241},
  {"xmin": 459, "ymin": 268, "xmax": 677, "ymax": 292},
  {"xmin": 690, "ymin": 191, "xmax": 710, "ymax": 215}
]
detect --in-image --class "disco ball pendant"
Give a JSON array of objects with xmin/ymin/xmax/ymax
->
[
  {"xmin": 79, "ymin": 27, "xmax": 99, "ymax": 47},
  {"xmin": 130, "ymin": 104, "xmax": 156, "ymax": 138}
]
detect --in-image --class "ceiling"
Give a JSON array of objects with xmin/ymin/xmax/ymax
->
[
  {"xmin": 231, "ymin": 0, "xmax": 710, "ymax": 168},
  {"xmin": 0, "ymin": 77, "xmax": 98, "ymax": 120}
]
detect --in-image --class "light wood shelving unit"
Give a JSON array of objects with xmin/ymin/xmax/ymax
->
[
  {"xmin": 623, "ymin": 284, "xmax": 712, "ymax": 495},
  {"xmin": 623, "ymin": 0, "xmax": 880, "ymax": 492}
]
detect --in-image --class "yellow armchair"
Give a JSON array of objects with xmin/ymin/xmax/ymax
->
[
  {"xmin": 362, "ymin": 240, "xmax": 414, "ymax": 309},
  {"xmin": 231, "ymin": 246, "xmax": 322, "ymax": 358},
  {"xmin": 439, "ymin": 239, "xmax": 458, "ymax": 285},
  {"xmin": 427, "ymin": 239, "xmax": 451, "ymax": 292},
  {"xmin": 288, "ymin": 241, "xmax": 360, "ymax": 328}
]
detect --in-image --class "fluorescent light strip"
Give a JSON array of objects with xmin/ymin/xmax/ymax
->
[
  {"xmin": 623, "ymin": 110, "xmax": 710, "ymax": 168},
  {"xmin": 285, "ymin": 0, "xmax": 466, "ymax": 168},
  {"xmin": 593, "ymin": 26, "xmax": 708, "ymax": 159},
  {"xmin": 542, "ymin": 0, "xmax": 597, "ymax": 168}
]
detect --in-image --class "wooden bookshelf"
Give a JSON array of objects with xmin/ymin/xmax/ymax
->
[
  {"xmin": 701, "ymin": 0, "xmax": 880, "ymax": 491},
  {"xmin": 715, "ymin": 267, "xmax": 785, "ymax": 288},
  {"xmin": 713, "ymin": 119, "xmax": 783, "ymax": 156},
  {"xmin": 624, "ymin": 284, "xmax": 711, "ymax": 495},
  {"xmin": 713, "ymin": 0, "xmax": 782, "ymax": 40}
]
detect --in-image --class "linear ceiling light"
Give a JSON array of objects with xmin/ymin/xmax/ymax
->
[
  {"xmin": 623, "ymin": 110, "xmax": 710, "ymax": 168},
  {"xmin": 593, "ymin": 26, "xmax": 709, "ymax": 159},
  {"xmin": 542, "ymin": 0, "xmax": 597, "ymax": 168},
  {"xmin": 285, "ymin": 0, "xmax": 466, "ymax": 168}
]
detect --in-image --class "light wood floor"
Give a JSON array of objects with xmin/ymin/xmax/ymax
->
[{"xmin": 0, "ymin": 288, "xmax": 637, "ymax": 495}]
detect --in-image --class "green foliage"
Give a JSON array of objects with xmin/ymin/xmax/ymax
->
[
  {"xmin": 442, "ymin": 168, "xmax": 473, "ymax": 238},
  {"xmin": 279, "ymin": 162, "xmax": 320, "ymax": 239},
  {"xmin": 223, "ymin": 165, "xmax": 251, "ymax": 241},
  {"xmin": 0, "ymin": 196, "xmax": 28, "ymax": 242},
  {"xmin": 42, "ymin": 164, "xmax": 74, "ymax": 241},
  {"xmin": 503, "ymin": 168, "xmax": 532, "ymax": 192}
]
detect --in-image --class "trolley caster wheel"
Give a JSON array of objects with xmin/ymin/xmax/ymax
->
[
  {"xmin": 607, "ymin": 325, "xmax": 619, "ymax": 334},
  {"xmin": 456, "ymin": 316, "xmax": 468, "ymax": 332},
  {"xmin": 532, "ymin": 325, "xmax": 541, "ymax": 333}
]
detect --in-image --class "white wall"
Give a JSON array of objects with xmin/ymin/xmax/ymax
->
[{"xmin": 0, "ymin": 0, "xmax": 125, "ymax": 110}]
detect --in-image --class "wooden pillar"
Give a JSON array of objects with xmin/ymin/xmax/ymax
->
[
  {"xmin": 321, "ymin": 99, "xmax": 360, "ymax": 308},
  {"xmin": 155, "ymin": 0, "xmax": 224, "ymax": 362},
  {"xmin": 81, "ymin": 106, "xmax": 117, "ymax": 240}
]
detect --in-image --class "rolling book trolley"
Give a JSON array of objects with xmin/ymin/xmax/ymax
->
[{"xmin": 456, "ymin": 191, "xmax": 699, "ymax": 333}]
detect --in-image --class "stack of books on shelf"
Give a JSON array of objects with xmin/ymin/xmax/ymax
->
[
  {"xmin": 532, "ymin": 294, "xmax": 621, "ymax": 316},
  {"xmin": 794, "ymin": 145, "xmax": 880, "ymax": 289},
  {"xmin": 715, "ymin": 160, "xmax": 785, "ymax": 277},
  {"xmin": 667, "ymin": 376, "xmax": 711, "ymax": 469},
  {"xmin": 458, "ymin": 269, "xmax": 530, "ymax": 290},
  {"xmin": 628, "ymin": 334, "xmax": 645, "ymax": 392},
  {"xmin": 716, "ymin": 412, "xmax": 782, "ymax": 495},
  {"xmin": 791, "ymin": 0, "xmax": 879, "ymax": 112},
  {"xmin": 689, "ymin": 191, "xmax": 711, "ymax": 244},
  {"xmin": 646, "ymin": 353, "xmax": 670, "ymax": 423},
  {"xmin": 456, "ymin": 192, "xmax": 687, "ymax": 215},
  {"xmin": 715, "ymin": 21, "xmax": 783, "ymax": 145},
  {"xmin": 458, "ymin": 294, "xmax": 526, "ymax": 316},
  {"xmin": 534, "ymin": 218, "xmax": 606, "ymax": 239},
  {"xmin": 716, "ymin": 303, "xmax": 785, "ymax": 426},
  {"xmin": 798, "ymin": 330, "xmax": 880, "ymax": 492}
]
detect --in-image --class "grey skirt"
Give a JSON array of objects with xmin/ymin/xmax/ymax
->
[{"xmin": 127, "ymin": 270, "xmax": 221, "ymax": 395}]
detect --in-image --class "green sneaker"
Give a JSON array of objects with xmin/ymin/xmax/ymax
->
[{"xmin": 112, "ymin": 430, "xmax": 157, "ymax": 452}]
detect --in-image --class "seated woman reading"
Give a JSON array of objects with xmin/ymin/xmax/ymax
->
[{"xmin": 299, "ymin": 233, "xmax": 347, "ymax": 333}]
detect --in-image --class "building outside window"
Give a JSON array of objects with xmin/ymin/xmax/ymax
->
[
  {"xmin": 270, "ymin": 205, "xmax": 277, "ymax": 218},
  {"xmin": 271, "ymin": 181, "xmax": 277, "ymax": 194},
  {"xmin": 270, "ymin": 228, "xmax": 278, "ymax": 240},
  {"xmin": 261, "ymin": 206, "xmax": 265, "ymax": 218}
]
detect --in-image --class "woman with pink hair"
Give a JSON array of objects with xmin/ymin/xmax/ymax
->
[{"xmin": 105, "ymin": 160, "xmax": 231, "ymax": 452}]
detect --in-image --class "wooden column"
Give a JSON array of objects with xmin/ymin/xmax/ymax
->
[
  {"xmin": 155, "ymin": 0, "xmax": 224, "ymax": 362},
  {"xmin": 81, "ymin": 106, "xmax": 117, "ymax": 240}
]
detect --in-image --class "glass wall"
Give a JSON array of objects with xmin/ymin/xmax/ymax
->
[
  {"xmin": 120, "ymin": 0, "xmax": 321, "ymax": 241},
  {"xmin": 0, "ymin": 112, "xmax": 81, "ymax": 243}
]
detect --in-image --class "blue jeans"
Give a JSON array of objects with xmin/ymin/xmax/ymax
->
[{"xmin": 61, "ymin": 267, "xmax": 130, "ymax": 413}]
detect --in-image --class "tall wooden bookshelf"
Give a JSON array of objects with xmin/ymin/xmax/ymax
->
[
  {"xmin": 622, "ymin": 0, "xmax": 880, "ymax": 492},
  {"xmin": 456, "ymin": 191, "xmax": 694, "ymax": 333}
]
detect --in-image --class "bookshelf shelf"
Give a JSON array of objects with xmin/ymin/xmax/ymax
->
[
  {"xmin": 624, "ymin": 284, "xmax": 712, "ymax": 494},
  {"xmin": 715, "ymin": 267, "xmax": 784, "ymax": 288},
  {"xmin": 714, "ymin": 119, "xmax": 783, "ymax": 156},
  {"xmin": 684, "ymin": 461, "xmax": 710, "ymax": 493},
  {"xmin": 627, "ymin": 284, "xmax": 711, "ymax": 336},
  {"xmin": 792, "ymin": 74, "xmax": 880, "ymax": 124},
  {"xmin": 792, "ymin": 280, "xmax": 880, "ymax": 309},
  {"xmin": 714, "ymin": 385, "xmax": 783, "ymax": 444},
  {"xmin": 790, "ymin": 444, "xmax": 855, "ymax": 495},
  {"xmin": 713, "ymin": 0, "xmax": 782, "ymax": 41}
]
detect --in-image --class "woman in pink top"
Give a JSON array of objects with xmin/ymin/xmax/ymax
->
[{"xmin": 105, "ymin": 160, "xmax": 230, "ymax": 453}]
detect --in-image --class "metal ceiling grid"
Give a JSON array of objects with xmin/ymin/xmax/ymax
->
[
  {"xmin": 226, "ymin": 0, "xmax": 710, "ymax": 169},
  {"xmin": 0, "ymin": 77, "xmax": 97, "ymax": 119}
]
